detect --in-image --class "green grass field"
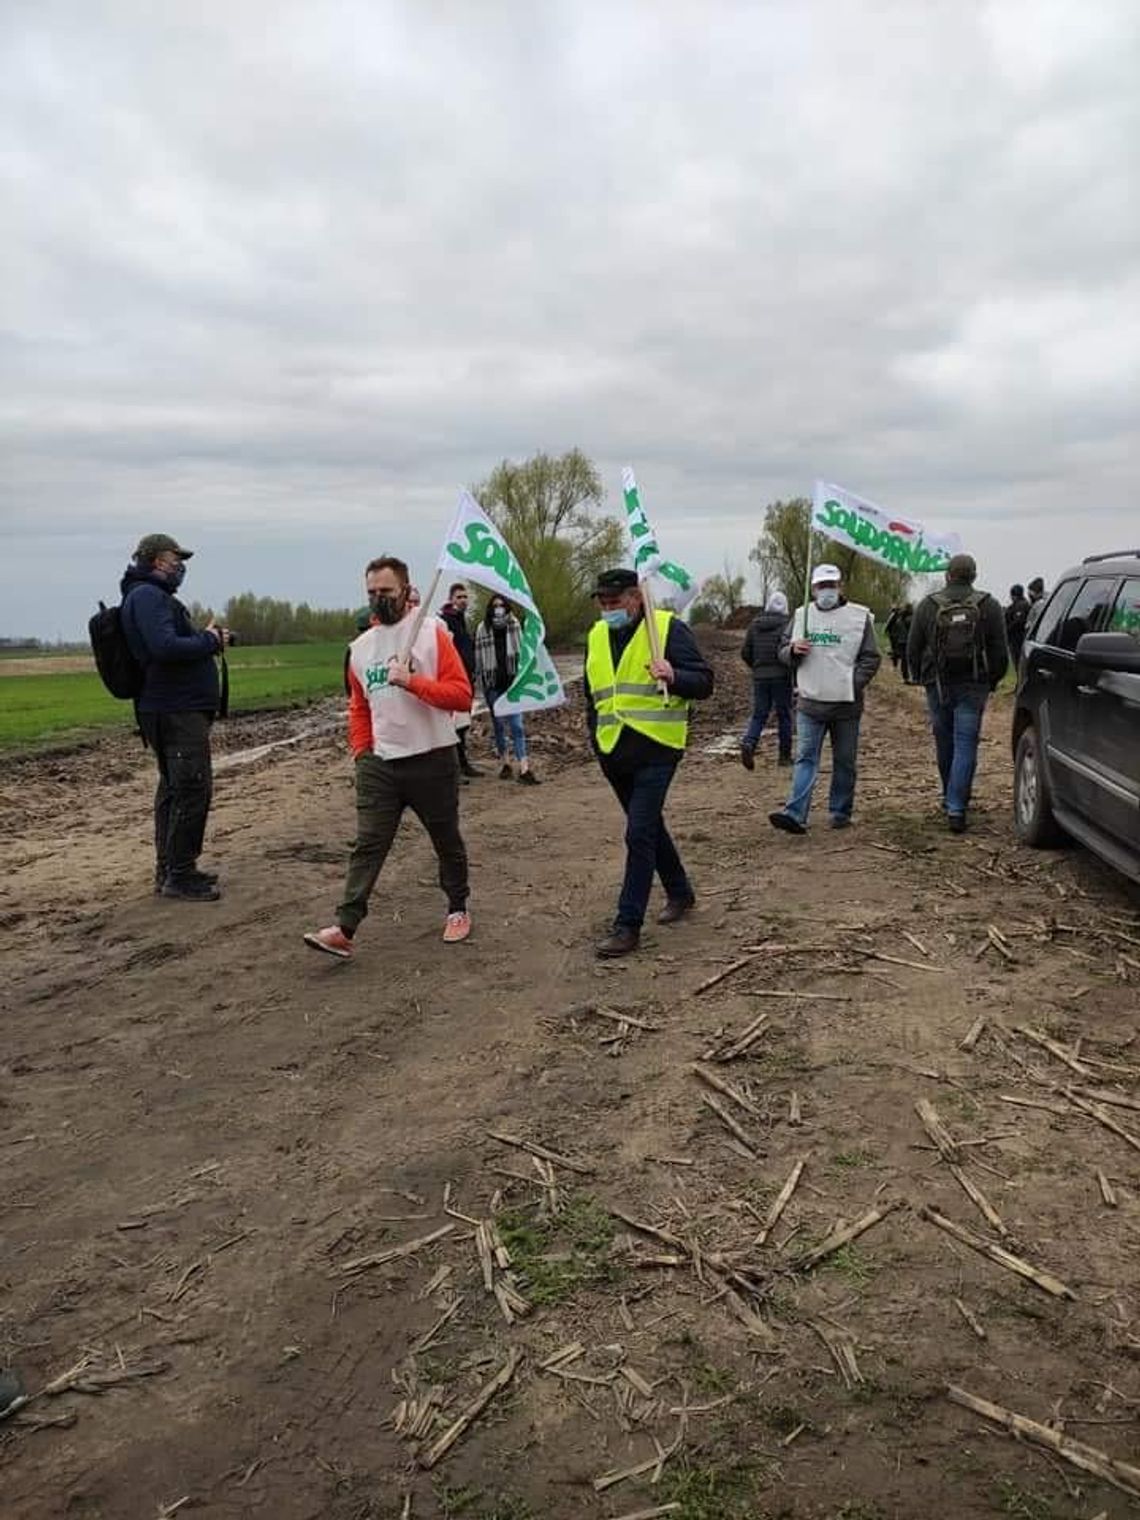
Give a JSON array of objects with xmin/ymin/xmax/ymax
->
[{"xmin": 0, "ymin": 642, "xmax": 348, "ymax": 750}]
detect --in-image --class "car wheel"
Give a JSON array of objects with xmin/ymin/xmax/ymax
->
[{"xmin": 1014, "ymin": 727, "xmax": 1064, "ymax": 847}]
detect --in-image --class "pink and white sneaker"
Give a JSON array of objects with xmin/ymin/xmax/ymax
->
[
  {"xmin": 303, "ymin": 925, "xmax": 354, "ymax": 960},
  {"xmin": 443, "ymin": 911, "xmax": 471, "ymax": 944}
]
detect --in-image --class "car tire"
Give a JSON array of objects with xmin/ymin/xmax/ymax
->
[{"xmin": 1013, "ymin": 727, "xmax": 1064, "ymax": 847}]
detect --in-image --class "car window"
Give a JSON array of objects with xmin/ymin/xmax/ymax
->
[
  {"xmin": 1110, "ymin": 579, "xmax": 1140, "ymax": 642},
  {"xmin": 1032, "ymin": 580, "xmax": 1079, "ymax": 649},
  {"xmin": 1054, "ymin": 577, "xmax": 1117, "ymax": 653}
]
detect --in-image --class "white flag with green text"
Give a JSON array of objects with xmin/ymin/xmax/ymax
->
[
  {"xmin": 435, "ymin": 493, "xmax": 566, "ymax": 716},
  {"xmin": 620, "ymin": 467, "xmax": 698, "ymax": 611},
  {"xmin": 813, "ymin": 480, "xmax": 962, "ymax": 576}
]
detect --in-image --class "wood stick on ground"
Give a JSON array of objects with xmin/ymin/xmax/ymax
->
[
  {"xmin": 691, "ymin": 1063, "xmax": 761, "ymax": 1117},
  {"xmin": 741, "ymin": 989, "xmax": 851, "ymax": 1002},
  {"xmin": 999, "ymin": 1094, "xmax": 1070, "ymax": 1116},
  {"xmin": 858, "ymin": 949, "xmax": 942, "ymax": 973},
  {"xmin": 539, "ymin": 1342, "xmax": 585, "ymax": 1371},
  {"xmin": 1073, "ymin": 1085, "xmax": 1140, "ymax": 1113},
  {"xmin": 902, "ymin": 929, "xmax": 930, "ymax": 958},
  {"xmin": 700, "ymin": 1094, "xmax": 762, "ymax": 1157},
  {"xmin": 920, "ymin": 1205, "xmax": 1074, "ymax": 1299},
  {"xmin": 336, "ymin": 1223, "xmax": 456, "ymax": 1278},
  {"xmin": 948, "ymin": 1164, "xmax": 1007, "ymax": 1237},
  {"xmin": 788, "ymin": 1091, "xmax": 802, "ymax": 1126},
  {"xmin": 954, "ymin": 1298, "xmax": 987, "ymax": 1340},
  {"xmin": 692, "ymin": 955, "xmax": 762, "ymax": 997},
  {"xmin": 412, "ymin": 1296, "xmax": 465, "ymax": 1355},
  {"xmin": 1097, "ymin": 1170, "xmax": 1118, "ymax": 1209},
  {"xmin": 609, "ymin": 1505, "xmax": 682, "ymax": 1520},
  {"xmin": 577, "ymin": 1004, "xmax": 661, "ymax": 1032},
  {"xmin": 960, "ymin": 1015, "xmax": 987, "ymax": 1051},
  {"xmin": 987, "ymin": 925, "xmax": 1017, "ymax": 962},
  {"xmin": 610, "ymin": 1208, "xmax": 685, "ymax": 1251},
  {"xmin": 754, "ymin": 1158, "xmax": 807, "ymax": 1246},
  {"xmin": 810, "ymin": 1320, "xmax": 862, "ymax": 1386},
  {"xmin": 46, "ymin": 1360, "xmax": 170, "ymax": 1397},
  {"xmin": 947, "ymin": 1386, "xmax": 1140, "ymax": 1499},
  {"xmin": 704, "ymin": 1012, "xmax": 770, "ymax": 1062},
  {"xmin": 1015, "ymin": 1026, "xmax": 1092, "ymax": 1077},
  {"xmin": 486, "ymin": 1130, "xmax": 594, "ymax": 1175},
  {"xmin": 1065, "ymin": 1090, "xmax": 1140, "ymax": 1155},
  {"xmin": 781, "ymin": 1200, "xmax": 904, "ymax": 1280},
  {"xmin": 419, "ymin": 1348, "xmax": 523, "ymax": 1469},
  {"xmin": 914, "ymin": 1099, "xmax": 961, "ymax": 1163}
]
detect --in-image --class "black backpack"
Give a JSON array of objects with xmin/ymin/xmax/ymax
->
[
  {"xmin": 932, "ymin": 589, "xmax": 987, "ymax": 684},
  {"xmin": 89, "ymin": 594, "xmax": 144, "ymax": 700}
]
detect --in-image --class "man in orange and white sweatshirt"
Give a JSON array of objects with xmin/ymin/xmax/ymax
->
[{"xmin": 304, "ymin": 554, "xmax": 473, "ymax": 959}]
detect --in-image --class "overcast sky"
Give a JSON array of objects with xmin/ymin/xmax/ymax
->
[{"xmin": 3, "ymin": 0, "xmax": 1138, "ymax": 638}]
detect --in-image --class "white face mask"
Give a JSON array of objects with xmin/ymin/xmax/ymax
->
[{"xmin": 815, "ymin": 588, "xmax": 840, "ymax": 611}]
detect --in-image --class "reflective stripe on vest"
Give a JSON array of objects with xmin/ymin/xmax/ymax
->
[{"xmin": 586, "ymin": 611, "xmax": 689, "ymax": 754}]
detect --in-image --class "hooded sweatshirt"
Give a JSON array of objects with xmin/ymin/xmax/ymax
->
[
  {"xmin": 741, "ymin": 608, "xmax": 792, "ymax": 681},
  {"xmin": 119, "ymin": 564, "xmax": 220, "ymax": 714}
]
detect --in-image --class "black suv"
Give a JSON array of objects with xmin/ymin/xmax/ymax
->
[{"xmin": 1012, "ymin": 552, "xmax": 1140, "ymax": 884}]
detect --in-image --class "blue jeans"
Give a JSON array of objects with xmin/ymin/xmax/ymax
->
[
  {"xmin": 489, "ymin": 707, "xmax": 527, "ymax": 762},
  {"xmin": 603, "ymin": 760, "xmax": 692, "ymax": 929},
  {"xmin": 925, "ymin": 685, "xmax": 987, "ymax": 816},
  {"xmin": 783, "ymin": 711, "xmax": 861, "ymax": 825},
  {"xmin": 743, "ymin": 676, "xmax": 793, "ymax": 756}
]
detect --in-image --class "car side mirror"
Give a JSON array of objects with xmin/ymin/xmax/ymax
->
[{"xmin": 1074, "ymin": 632, "xmax": 1140, "ymax": 675}]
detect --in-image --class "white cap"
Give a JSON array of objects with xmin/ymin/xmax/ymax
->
[
  {"xmin": 766, "ymin": 591, "xmax": 789, "ymax": 614},
  {"xmin": 811, "ymin": 563, "xmax": 842, "ymax": 586}
]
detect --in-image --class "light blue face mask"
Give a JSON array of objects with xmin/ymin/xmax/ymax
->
[
  {"xmin": 602, "ymin": 608, "xmax": 631, "ymax": 630},
  {"xmin": 815, "ymin": 587, "xmax": 840, "ymax": 611}
]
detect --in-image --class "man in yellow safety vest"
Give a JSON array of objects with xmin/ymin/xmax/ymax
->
[{"xmin": 585, "ymin": 568, "xmax": 715, "ymax": 958}]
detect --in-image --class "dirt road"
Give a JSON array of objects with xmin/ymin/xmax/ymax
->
[{"xmin": 2, "ymin": 635, "xmax": 1138, "ymax": 1520}]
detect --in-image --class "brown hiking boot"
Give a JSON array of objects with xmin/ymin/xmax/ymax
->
[
  {"xmin": 658, "ymin": 895, "xmax": 695, "ymax": 925},
  {"xmin": 595, "ymin": 926, "xmax": 640, "ymax": 959}
]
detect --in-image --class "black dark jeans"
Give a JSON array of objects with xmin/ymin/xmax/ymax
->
[
  {"xmin": 139, "ymin": 710, "xmax": 214, "ymax": 883},
  {"xmin": 337, "ymin": 746, "xmax": 468, "ymax": 934},
  {"xmin": 602, "ymin": 757, "xmax": 691, "ymax": 930}
]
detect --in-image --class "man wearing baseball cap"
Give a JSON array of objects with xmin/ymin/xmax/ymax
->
[
  {"xmin": 585, "ymin": 568, "xmax": 714, "ymax": 957},
  {"xmin": 769, "ymin": 563, "xmax": 881, "ymax": 835},
  {"xmin": 120, "ymin": 533, "xmax": 232, "ymax": 900}
]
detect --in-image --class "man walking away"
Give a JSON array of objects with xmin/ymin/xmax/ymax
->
[
  {"xmin": 740, "ymin": 592, "xmax": 793, "ymax": 769},
  {"xmin": 1005, "ymin": 584, "xmax": 1030, "ymax": 666},
  {"xmin": 304, "ymin": 555, "xmax": 474, "ymax": 959},
  {"xmin": 120, "ymin": 533, "xmax": 231, "ymax": 901},
  {"xmin": 884, "ymin": 603, "xmax": 914, "ymax": 681},
  {"xmin": 769, "ymin": 564, "xmax": 881, "ymax": 835},
  {"xmin": 1025, "ymin": 576, "xmax": 1047, "ymax": 635},
  {"xmin": 907, "ymin": 553, "xmax": 1009, "ymax": 833},
  {"xmin": 438, "ymin": 581, "xmax": 482, "ymax": 779},
  {"xmin": 585, "ymin": 569, "xmax": 714, "ymax": 958}
]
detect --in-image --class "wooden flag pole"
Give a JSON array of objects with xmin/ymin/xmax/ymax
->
[
  {"xmin": 399, "ymin": 568, "xmax": 443, "ymax": 664},
  {"xmin": 640, "ymin": 577, "xmax": 670, "ymax": 698}
]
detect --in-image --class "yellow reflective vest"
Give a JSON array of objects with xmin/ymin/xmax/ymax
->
[{"xmin": 586, "ymin": 610, "xmax": 690, "ymax": 754}]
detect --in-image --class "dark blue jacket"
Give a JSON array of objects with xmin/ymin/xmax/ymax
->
[{"xmin": 120, "ymin": 566, "xmax": 220, "ymax": 714}]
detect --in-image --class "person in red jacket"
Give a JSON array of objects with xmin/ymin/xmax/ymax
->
[{"xmin": 304, "ymin": 554, "xmax": 474, "ymax": 960}]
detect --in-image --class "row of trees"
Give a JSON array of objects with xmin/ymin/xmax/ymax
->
[{"xmin": 184, "ymin": 595, "xmax": 359, "ymax": 644}]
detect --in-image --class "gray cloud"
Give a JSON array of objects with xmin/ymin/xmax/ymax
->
[{"xmin": 3, "ymin": 0, "xmax": 1138, "ymax": 635}]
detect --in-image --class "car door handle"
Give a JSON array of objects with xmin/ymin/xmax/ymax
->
[
  {"xmin": 1077, "ymin": 684, "xmax": 1101, "ymax": 696},
  {"xmin": 1039, "ymin": 668, "xmax": 1055, "ymax": 680}
]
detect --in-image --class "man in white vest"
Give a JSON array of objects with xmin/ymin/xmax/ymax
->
[
  {"xmin": 769, "ymin": 563, "xmax": 881, "ymax": 835},
  {"xmin": 304, "ymin": 554, "xmax": 474, "ymax": 959}
]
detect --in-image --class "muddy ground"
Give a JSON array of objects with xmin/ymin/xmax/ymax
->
[{"xmin": 2, "ymin": 633, "xmax": 1138, "ymax": 1520}]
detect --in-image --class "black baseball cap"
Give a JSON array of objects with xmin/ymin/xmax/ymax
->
[
  {"xmin": 135, "ymin": 533, "xmax": 193, "ymax": 561},
  {"xmin": 593, "ymin": 568, "xmax": 639, "ymax": 595}
]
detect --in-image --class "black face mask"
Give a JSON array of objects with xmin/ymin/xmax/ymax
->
[{"xmin": 369, "ymin": 592, "xmax": 404, "ymax": 625}]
